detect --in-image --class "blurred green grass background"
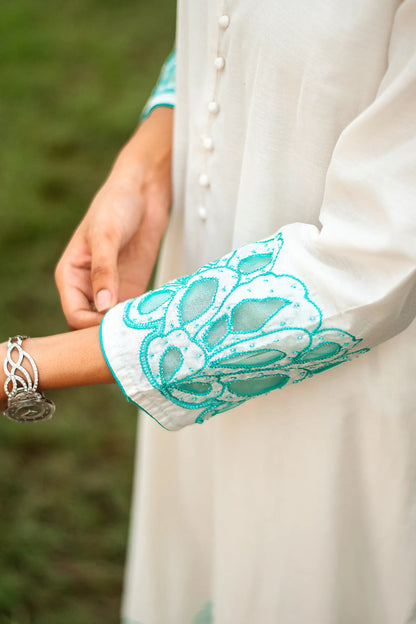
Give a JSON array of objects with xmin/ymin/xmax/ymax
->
[{"xmin": 0, "ymin": 1, "xmax": 176, "ymax": 622}]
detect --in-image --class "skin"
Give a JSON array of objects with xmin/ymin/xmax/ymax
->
[{"xmin": 0, "ymin": 106, "xmax": 174, "ymax": 411}]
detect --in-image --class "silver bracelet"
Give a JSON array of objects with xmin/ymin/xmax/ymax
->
[{"xmin": 3, "ymin": 335, "xmax": 55, "ymax": 423}]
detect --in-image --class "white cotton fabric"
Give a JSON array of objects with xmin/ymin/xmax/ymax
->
[{"xmin": 102, "ymin": 1, "xmax": 416, "ymax": 622}]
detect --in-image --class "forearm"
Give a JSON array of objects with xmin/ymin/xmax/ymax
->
[
  {"xmin": 110, "ymin": 106, "xmax": 173, "ymax": 190},
  {"xmin": 0, "ymin": 327, "xmax": 114, "ymax": 411}
]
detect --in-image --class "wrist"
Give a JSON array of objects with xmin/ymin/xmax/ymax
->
[{"xmin": 23, "ymin": 328, "xmax": 114, "ymax": 390}]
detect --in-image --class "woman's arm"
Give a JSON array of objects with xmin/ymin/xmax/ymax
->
[
  {"xmin": 0, "ymin": 53, "xmax": 178, "ymax": 416},
  {"xmin": 54, "ymin": 49, "xmax": 176, "ymax": 329}
]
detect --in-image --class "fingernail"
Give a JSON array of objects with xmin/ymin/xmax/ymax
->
[{"xmin": 96, "ymin": 289, "xmax": 112, "ymax": 312}]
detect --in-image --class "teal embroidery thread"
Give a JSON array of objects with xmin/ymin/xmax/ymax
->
[
  {"xmin": 121, "ymin": 600, "xmax": 213, "ymax": 624},
  {"xmin": 192, "ymin": 601, "xmax": 214, "ymax": 624},
  {"xmin": 141, "ymin": 48, "xmax": 176, "ymax": 119},
  {"xmin": 123, "ymin": 233, "xmax": 368, "ymax": 424}
]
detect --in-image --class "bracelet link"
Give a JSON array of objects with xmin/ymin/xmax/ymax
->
[{"xmin": 3, "ymin": 335, "xmax": 55, "ymax": 423}]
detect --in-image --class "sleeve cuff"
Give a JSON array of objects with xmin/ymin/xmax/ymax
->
[{"xmin": 100, "ymin": 301, "xmax": 197, "ymax": 431}]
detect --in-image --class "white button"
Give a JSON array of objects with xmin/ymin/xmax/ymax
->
[
  {"xmin": 214, "ymin": 56, "xmax": 225, "ymax": 71},
  {"xmin": 218, "ymin": 15, "xmax": 230, "ymax": 29},
  {"xmin": 202, "ymin": 136, "xmax": 214, "ymax": 151},
  {"xmin": 208, "ymin": 101, "xmax": 219, "ymax": 114},
  {"xmin": 198, "ymin": 173, "xmax": 210, "ymax": 187},
  {"xmin": 198, "ymin": 205, "xmax": 208, "ymax": 221}
]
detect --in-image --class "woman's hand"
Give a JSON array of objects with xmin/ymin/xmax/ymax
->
[{"xmin": 55, "ymin": 106, "xmax": 173, "ymax": 330}]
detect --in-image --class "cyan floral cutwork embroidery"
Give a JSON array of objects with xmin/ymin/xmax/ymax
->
[
  {"xmin": 141, "ymin": 48, "xmax": 176, "ymax": 119},
  {"xmin": 123, "ymin": 234, "xmax": 368, "ymax": 424}
]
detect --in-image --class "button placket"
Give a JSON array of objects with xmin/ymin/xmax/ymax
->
[{"xmin": 198, "ymin": 1, "xmax": 229, "ymax": 223}]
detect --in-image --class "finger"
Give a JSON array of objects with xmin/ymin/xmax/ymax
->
[
  {"xmin": 67, "ymin": 308, "xmax": 104, "ymax": 331},
  {"xmin": 59, "ymin": 278, "xmax": 104, "ymax": 330},
  {"xmin": 89, "ymin": 228, "xmax": 121, "ymax": 312},
  {"xmin": 55, "ymin": 258, "xmax": 103, "ymax": 329}
]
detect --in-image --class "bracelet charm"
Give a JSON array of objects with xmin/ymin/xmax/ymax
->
[{"xmin": 3, "ymin": 336, "xmax": 55, "ymax": 423}]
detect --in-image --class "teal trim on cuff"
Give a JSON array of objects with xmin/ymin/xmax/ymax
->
[
  {"xmin": 141, "ymin": 101, "xmax": 175, "ymax": 122},
  {"xmin": 99, "ymin": 315, "xmax": 171, "ymax": 431}
]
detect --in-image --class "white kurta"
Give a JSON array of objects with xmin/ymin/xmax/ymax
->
[{"xmin": 101, "ymin": 1, "xmax": 416, "ymax": 622}]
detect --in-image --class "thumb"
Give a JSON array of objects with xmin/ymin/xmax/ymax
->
[{"xmin": 90, "ymin": 229, "xmax": 120, "ymax": 312}]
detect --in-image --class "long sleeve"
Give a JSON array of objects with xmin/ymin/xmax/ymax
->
[
  {"xmin": 141, "ymin": 48, "xmax": 176, "ymax": 120},
  {"xmin": 101, "ymin": 4, "xmax": 416, "ymax": 431}
]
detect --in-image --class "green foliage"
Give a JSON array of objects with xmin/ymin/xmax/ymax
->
[{"xmin": 0, "ymin": 1, "xmax": 176, "ymax": 622}]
